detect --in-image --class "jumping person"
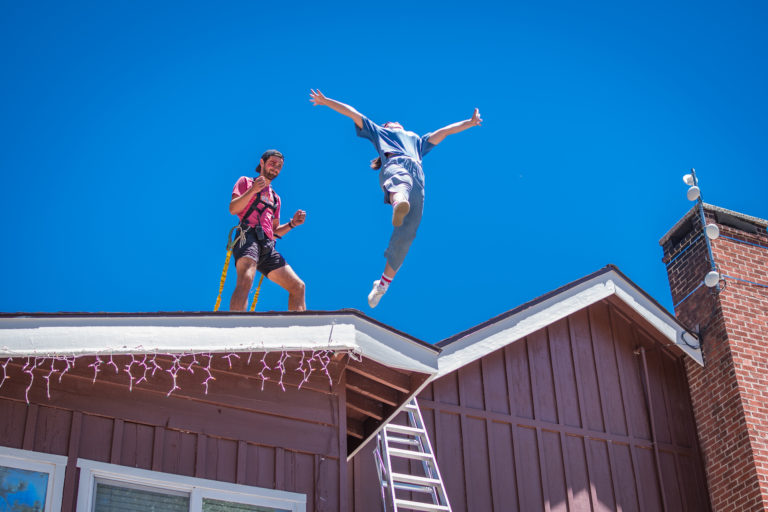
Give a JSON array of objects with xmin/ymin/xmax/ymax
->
[
  {"xmin": 309, "ymin": 89, "xmax": 482, "ymax": 307},
  {"xmin": 229, "ymin": 149, "xmax": 307, "ymax": 311}
]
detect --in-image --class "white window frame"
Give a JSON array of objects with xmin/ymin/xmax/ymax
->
[
  {"xmin": 0, "ymin": 446, "xmax": 68, "ymax": 512},
  {"xmin": 75, "ymin": 458, "xmax": 306, "ymax": 512}
]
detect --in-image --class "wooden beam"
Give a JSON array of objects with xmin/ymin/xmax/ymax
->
[
  {"xmin": 346, "ymin": 359, "xmax": 412, "ymax": 394},
  {"xmin": 347, "ymin": 416, "xmax": 365, "ymax": 439},
  {"xmin": 346, "ymin": 372, "xmax": 400, "ymax": 407},
  {"xmin": 347, "ymin": 390, "xmax": 386, "ymax": 421}
]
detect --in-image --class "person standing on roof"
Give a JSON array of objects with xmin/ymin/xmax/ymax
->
[
  {"xmin": 229, "ymin": 149, "xmax": 307, "ymax": 311},
  {"xmin": 309, "ymin": 89, "xmax": 482, "ymax": 308}
]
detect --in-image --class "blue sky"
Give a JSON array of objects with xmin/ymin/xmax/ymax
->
[{"xmin": 1, "ymin": 1, "xmax": 766, "ymax": 343}]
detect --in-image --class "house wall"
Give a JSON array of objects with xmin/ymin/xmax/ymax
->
[
  {"xmin": 662, "ymin": 205, "xmax": 768, "ymax": 511},
  {"xmin": 350, "ymin": 300, "xmax": 709, "ymax": 511},
  {"xmin": 0, "ymin": 352, "xmax": 344, "ymax": 512}
]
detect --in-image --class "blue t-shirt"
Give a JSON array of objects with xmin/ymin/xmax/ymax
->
[{"xmin": 355, "ymin": 116, "xmax": 435, "ymax": 167}]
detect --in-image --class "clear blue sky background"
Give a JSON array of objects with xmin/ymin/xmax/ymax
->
[{"xmin": 1, "ymin": 1, "xmax": 766, "ymax": 343}]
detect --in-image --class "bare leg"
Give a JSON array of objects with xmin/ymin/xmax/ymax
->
[
  {"xmin": 230, "ymin": 257, "xmax": 258, "ymax": 311},
  {"xmin": 383, "ymin": 262, "xmax": 397, "ymax": 280},
  {"xmin": 267, "ymin": 265, "xmax": 306, "ymax": 311}
]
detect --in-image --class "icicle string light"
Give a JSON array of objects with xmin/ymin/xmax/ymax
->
[
  {"xmin": 135, "ymin": 355, "xmax": 149, "ymax": 386},
  {"xmin": 258, "ymin": 352, "xmax": 270, "ymax": 391},
  {"xmin": 0, "ymin": 358, "xmax": 12, "ymax": 389},
  {"xmin": 125, "ymin": 354, "xmax": 138, "ymax": 392},
  {"xmin": 63, "ymin": 356, "xmax": 76, "ymax": 383},
  {"xmin": 275, "ymin": 350, "xmax": 289, "ymax": 392},
  {"xmin": 43, "ymin": 358, "xmax": 58, "ymax": 400},
  {"xmin": 89, "ymin": 356, "xmax": 103, "ymax": 384},
  {"xmin": 24, "ymin": 357, "xmax": 36, "ymax": 404},
  {"xmin": 297, "ymin": 351, "xmax": 309, "ymax": 390},
  {"xmin": 222, "ymin": 353, "xmax": 240, "ymax": 369},
  {"xmin": 201, "ymin": 353, "xmax": 215, "ymax": 395},
  {"xmin": 0, "ymin": 349, "xmax": 349, "ymax": 403},
  {"xmin": 108, "ymin": 354, "xmax": 119, "ymax": 374}
]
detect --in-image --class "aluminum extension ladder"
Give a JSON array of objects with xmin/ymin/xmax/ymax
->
[{"xmin": 374, "ymin": 398, "xmax": 451, "ymax": 512}]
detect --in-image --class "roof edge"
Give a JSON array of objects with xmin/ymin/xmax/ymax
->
[
  {"xmin": 435, "ymin": 265, "xmax": 701, "ymax": 377},
  {"xmin": 659, "ymin": 203, "xmax": 768, "ymax": 246}
]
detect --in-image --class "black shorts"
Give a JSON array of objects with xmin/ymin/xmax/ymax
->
[{"xmin": 232, "ymin": 229, "xmax": 286, "ymax": 275}]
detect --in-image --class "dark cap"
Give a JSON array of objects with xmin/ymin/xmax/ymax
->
[{"xmin": 261, "ymin": 149, "xmax": 284, "ymax": 161}]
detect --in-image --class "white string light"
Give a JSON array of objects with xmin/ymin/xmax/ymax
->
[{"xmin": 0, "ymin": 348, "xmax": 353, "ymax": 404}]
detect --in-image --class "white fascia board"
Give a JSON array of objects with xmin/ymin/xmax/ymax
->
[
  {"xmin": 0, "ymin": 316, "xmax": 356, "ymax": 357},
  {"xmin": 610, "ymin": 277, "xmax": 702, "ymax": 365},
  {"xmin": 437, "ymin": 271, "xmax": 702, "ymax": 377},
  {"xmin": 346, "ymin": 316, "xmax": 438, "ymax": 373},
  {"xmin": 0, "ymin": 314, "xmax": 439, "ymax": 373},
  {"xmin": 438, "ymin": 278, "xmax": 616, "ymax": 377}
]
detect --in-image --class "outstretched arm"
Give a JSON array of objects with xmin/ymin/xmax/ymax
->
[
  {"xmin": 427, "ymin": 108, "xmax": 482, "ymax": 145},
  {"xmin": 310, "ymin": 89, "xmax": 364, "ymax": 129}
]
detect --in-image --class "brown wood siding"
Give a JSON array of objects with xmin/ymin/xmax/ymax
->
[
  {"xmin": 0, "ymin": 351, "xmax": 345, "ymax": 512},
  {"xmin": 350, "ymin": 301, "xmax": 710, "ymax": 511}
]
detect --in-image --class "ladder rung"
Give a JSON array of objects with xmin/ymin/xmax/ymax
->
[
  {"xmin": 405, "ymin": 401, "xmax": 419, "ymax": 410},
  {"xmin": 388, "ymin": 447, "xmax": 434, "ymax": 461},
  {"xmin": 393, "ymin": 482, "xmax": 436, "ymax": 494},
  {"xmin": 387, "ymin": 435, "xmax": 421, "ymax": 446},
  {"xmin": 394, "ymin": 498, "xmax": 450, "ymax": 511},
  {"xmin": 386, "ymin": 424, "xmax": 424, "ymax": 436},
  {"xmin": 391, "ymin": 472, "xmax": 442, "ymax": 487}
]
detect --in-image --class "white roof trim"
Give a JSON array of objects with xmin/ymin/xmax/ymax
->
[
  {"xmin": 0, "ymin": 313, "xmax": 439, "ymax": 375},
  {"xmin": 437, "ymin": 270, "xmax": 702, "ymax": 377}
]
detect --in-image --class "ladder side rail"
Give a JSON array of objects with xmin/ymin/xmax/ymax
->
[
  {"xmin": 381, "ymin": 427, "xmax": 400, "ymax": 511},
  {"xmin": 407, "ymin": 409, "xmax": 440, "ymax": 505},
  {"xmin": 374, "ymin": 441, "xmax": 389, "ymax": 512},
  {"xmin": 410, "ymin": 399, "xmax": 451, "ymax": 509}
]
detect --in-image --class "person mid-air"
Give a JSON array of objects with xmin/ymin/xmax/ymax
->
[{"xmin": 310, "ymin": 89, "xmax": 482, "ymax": 307}]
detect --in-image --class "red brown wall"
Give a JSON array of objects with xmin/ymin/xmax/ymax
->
[
  {"xmin": 0, "ymin": 352, "xmax": 344, "ymax": 512},
  {"xmin": 350, "ymin": 301, "xmax": 709, "ymax": 511},
  {"xmin": 663, "ymin": 205, "xmax": 768, "ymax": 511}
]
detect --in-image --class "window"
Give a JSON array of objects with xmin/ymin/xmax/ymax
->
[
  {"xmin": 76, "ymin": 459, "xmax": 305, "ymax": 512},
  {"xmin": 0, "ymin": 447, "xmax": 67, "ymax": 512}
]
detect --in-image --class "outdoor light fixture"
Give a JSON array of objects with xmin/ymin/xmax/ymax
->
[
  {"xmin": 705, "ymin": 223, "xmax": 720, "ymax": 240},
  {"xmin": 705, "ymin": 271, "xmax": 720, "ymax": 288},
  {"xmin": 687, "ymin": 186, "xmax": 701, "ymax": 201}
]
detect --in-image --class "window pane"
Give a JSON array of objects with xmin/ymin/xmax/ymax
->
[
  {"xmin": 202, "ymin": 498, "xmax": 290, "ymax": 512},
  {"xmin": 94, "ymin": 483, "xmax": 189, "ymax": 512},
  {"xmin": 0, "ymin": 465, "xmax": 49, "ymax": 512}
]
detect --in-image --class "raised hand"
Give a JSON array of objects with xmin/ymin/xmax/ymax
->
[
  {"xmin": 469, "ymin": 108, "xmax": 482, "ymax": 127},
  {"xmin": 252, "ymin": 175, "xmax": 268, "ymax": 192},
  {"xmin": 309, "ymin": 89, "xmax": 327, "ymax": 106}
]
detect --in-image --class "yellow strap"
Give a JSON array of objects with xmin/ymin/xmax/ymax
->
[
  {"xmin": 213, "ymin": 249, "xmax": 232, "ymax": 312},
  {"xmin": 250, "ymin": 274, "xmax": 265, "ymax": 311},
  {"xmin": 215, "ymin": 225, "xmax": 267, "ymax": 312}
]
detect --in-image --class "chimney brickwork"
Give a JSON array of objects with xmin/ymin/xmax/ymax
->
[{"xmin": 661, "ymin": 204, "xmax": 768, "ymax": 512}]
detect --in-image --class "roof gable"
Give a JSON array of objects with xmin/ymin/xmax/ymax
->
[{"xmin": 436, "ymin": 266, "xmax": 701, "ymax": 377}]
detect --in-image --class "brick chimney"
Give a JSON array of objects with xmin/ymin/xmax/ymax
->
[{"xmin": 661, "ymin": 202, "xmax": 768, "ymax": 511}]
